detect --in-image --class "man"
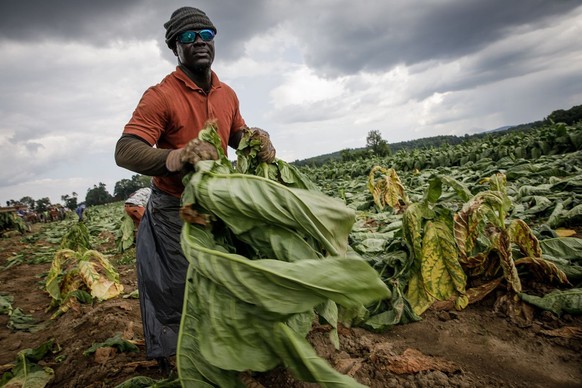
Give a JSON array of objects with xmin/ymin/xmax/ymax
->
[
  {"xmin": 114, "ymin": 6, "xmax": 275, "ymax": 373},
  {"xmin": 124, "ymin": 187, "xmax": 151, "ymax": 230},
  {"xmin": 75, "ymin": 203, "xmax": 86, "ymax": 222}
]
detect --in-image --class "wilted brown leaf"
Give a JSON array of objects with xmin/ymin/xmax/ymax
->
[{"xmin": 385, "ymin": 348, "xmax": 460, "ymax": 374}]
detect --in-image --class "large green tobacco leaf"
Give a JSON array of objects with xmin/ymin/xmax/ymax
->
[
  {"xmin": 83, "ymin": 333, "xmax": 139, "ymax": 356},
  {"xmin": 551, "ymin": 204, "xmax": 582, "ymax": 228},
  {"xmin": 185, "ymin": 161, "xmax": 354, "ymax": 257},
  {"xmin": 539, "ymin": 237, "xmax": 582, "ymax": 283},
  {"xmin": 524, "ymin": 196, "xmax": 553, "ymax": 215},
  {"xmin": 178, "ymin": 231, "xmax": 388, "ymax": 385},
  {"xmin": 181, "ymin": 224, "xmax": 389, "ymax": 316},
  {"xmin": 520, "ymin": 289, "xmax": 582, "ymax": 315},
  {"xmin": 433, "ymin": 175, "xmax": 472, "ymax": 202},
  {"xmin": 116, "ymin": 213, "xmax": 135, "ymax": 253},
  {"xmin": 362, "ymin": 285, "xmax": 420, "ymax": 331},
  {"xmin": 0, "ymin": 340, "xmax": 56, "ymax": 388},
  {"xmin": 269, "ymin": 323, "xmax": 367, "ymax": 387},
  {"xmin": 550, "ymin": 175, "xmax": 582, "ymax": 193},
  {"xmin": 178, "ymin": 154, "xmax": 390, "ymax": 386},
  {"xmin": 59, "ymin": 221, "xmax": 91, "ymax": 251},
  {"xmin": 236, "ymin": 223, "xmax": 324, "ymax": 262},
  {"xmin": 540, "ymin": 237, "xmax": 582, "ymax": 261}
]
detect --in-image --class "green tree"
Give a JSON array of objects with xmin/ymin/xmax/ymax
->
[
  {"xmin": 366, "ymin": 130, "xmax": 391, "ymax": 157},
  {"xmin": 340, "ymin": 148, "xmax": 356, "ymax": 162},
  {"xmin": 19, "ymin": 196, "xmax": 36, "ymax": 210},
  {"xmin": 61, "ymin": 192, "xmax": 79, "ymax": 210},
  {"xmin": 546, "ymin": 104, "xmax": 582, "ymax": 125},
  {"xmin": 35, "ymin": 197, "xmax": 51, "ymax": 212},
  {"xmin": 85, "ymin": 183, "xmax": 113, "ymax": 206}
]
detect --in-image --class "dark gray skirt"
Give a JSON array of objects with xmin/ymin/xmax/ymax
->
[{"xmin": 136, "ymin": 186, "xmax": 188, "ymax": 359}]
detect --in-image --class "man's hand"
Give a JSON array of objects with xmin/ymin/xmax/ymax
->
[
  {"xmin": 250, "ymin": 128, "xmax": 276, "ymax": 163},
  {"xmin": 165, "ymin": 139, "xmax": 219, "ymax": 172},
  {"xmin": 182, "ymin": 138, "xmax": 219, "ymax": 165},
  {"xmin": 166, "ymin": 148, "xmax": 185, "ymax": 172}
]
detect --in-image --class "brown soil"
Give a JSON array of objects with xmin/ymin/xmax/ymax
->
[{"xmin": 1, "ymin": 224, "xmax": 581, "ymax": 388}]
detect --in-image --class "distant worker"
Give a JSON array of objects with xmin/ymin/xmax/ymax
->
[
  {"xmin": 124, "ymin": 187, "xmax": 152, "ymax": 230},
  {"xmin": 76, "ymin": 203, "xmax": 86, "ymax": 222}
]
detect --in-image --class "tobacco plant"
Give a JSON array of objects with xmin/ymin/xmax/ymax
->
[{"xmin": 368, "ymin": 167, "xmax": 570, "ymax": 317}]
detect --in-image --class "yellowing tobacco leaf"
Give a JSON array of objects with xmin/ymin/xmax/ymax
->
[
  {"xmin": 453, "ymin": 212, "xmax": 469, "ymax": 260},
  {"xmin": 402, "ymin": 203, "xmax": 425, "ymax": 261},
  {"xmin": 490, "ymin": 231, "xmax": 522, "ymax": 293},
  {"xmin": 367, "ymin": 166, "xmax": 410, "ymax": 212},
  {"xmin": 555, "ymin": 228, "xmax": 577, "ymax": 237},
  {"xmin": 45, "ymin": 249, "xmax": 77, "ymax": 302},
  {"xmin": 432, "ymin": 278, "xmax": 502, "ymax": 311},
  {"xmin": 406, "ymin": 271, "xmax": 433, "ymax": 316},
  {"xmin": 488, "ymin": 172, "xmax": 507, "ymax": 194},
  {"xmin": 460, "ymin": 251, "xmax": 493, "ymax": 277},
  {"xmin": 508, "ymin": 219, "xmax": 542, "ymax": 258},
  {"xmin": 78, "ymin": 251, "xmax": 124, "ymax": 301},
  {"xmin": 420, "ymin": 221, "xmax": 466, "ymax": 302},
  {"xmin": 455, "ymin": 294, "xmax": 469, "ymax": 310},
  {"xmin": 514, "ymin": 257, "xmax": 570, "ymax": 285},
  {"xmin": 454, "ymin": 198, "xmax": 487, "ymax": 257},
  {"xmin": 466, "ymin": 278, "xmax": 503, "ymax": 304}
]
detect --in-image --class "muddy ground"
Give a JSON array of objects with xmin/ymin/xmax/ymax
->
[{"xmin": 0, "ymin": 224, "xmax": 581, "ymax": 388}]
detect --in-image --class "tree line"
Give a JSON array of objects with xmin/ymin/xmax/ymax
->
[
  {"xmin": 294, "ymin": 103, "xmax": 582, "ymax": 167},
  {"xmin": 5, "ymin": 174, "xmax": 151, "ymax": 211}
]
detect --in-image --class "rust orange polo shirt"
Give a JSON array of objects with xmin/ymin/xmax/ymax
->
[{"xmin": 123, "ymin": 67, "xmax": 245, "ymax": 197}]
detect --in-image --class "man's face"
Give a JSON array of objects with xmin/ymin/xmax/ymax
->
[{"xmin": 174, "ymin": 32, "xmax": 215, "ymax": 71}]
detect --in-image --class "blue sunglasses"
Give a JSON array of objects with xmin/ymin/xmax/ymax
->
[{"xmin": 177, "ymin": 29, "xmax": 215, "ymax": 43}]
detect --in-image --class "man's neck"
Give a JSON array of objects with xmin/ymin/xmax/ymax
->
[{"xmin": 179, "ymin": 64, "xmax": 212, "ymax": 93}]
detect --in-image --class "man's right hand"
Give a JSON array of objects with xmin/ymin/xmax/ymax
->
[
  {"xmin": 166, "ymin": 148, "xmax": 185, "ymax": 172},
  {"xmin": 165, "ymin": 139, "xmax": 219, "ymax": 172},
  {"xmin": 182, "ymin": 138, "xmax": 219, "ymax": 166}
]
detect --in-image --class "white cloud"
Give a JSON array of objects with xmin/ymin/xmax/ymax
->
[{"xmin": 270, "ymin": 66, "xmax": 346, "ymax": 108}]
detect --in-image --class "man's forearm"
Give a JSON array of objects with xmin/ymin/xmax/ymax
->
[{"xmin": 115, "ymin": 135, "xmax": 171, "ymax": 176}]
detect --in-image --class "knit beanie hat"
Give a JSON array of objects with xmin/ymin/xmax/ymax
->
[{"xmin": 164, "ymin": 7, "xmax": 217, "ymax": 50}]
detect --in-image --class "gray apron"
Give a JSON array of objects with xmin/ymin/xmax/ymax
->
[{"xmin": 136, "ymin": 185, "xmax": 188, "ymax": 358}]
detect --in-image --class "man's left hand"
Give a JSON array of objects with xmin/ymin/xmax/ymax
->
[{"xmin": 250, "ymin": 128, "xmax": 276, "ymax": 163}]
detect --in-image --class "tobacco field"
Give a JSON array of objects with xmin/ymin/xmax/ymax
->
[{"xmin": 0, "ymin": 122, "xmax": 581, "ymax": 387}]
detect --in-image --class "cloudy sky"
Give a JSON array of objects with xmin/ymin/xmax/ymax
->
[{"xmin": 1, "ymin": 0, "xmax": 581, "ymax": 205}]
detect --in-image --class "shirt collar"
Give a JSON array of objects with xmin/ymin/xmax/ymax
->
[{"xmin": 175, "ymin": 66, "xmax": 221, "ymax": 93}]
